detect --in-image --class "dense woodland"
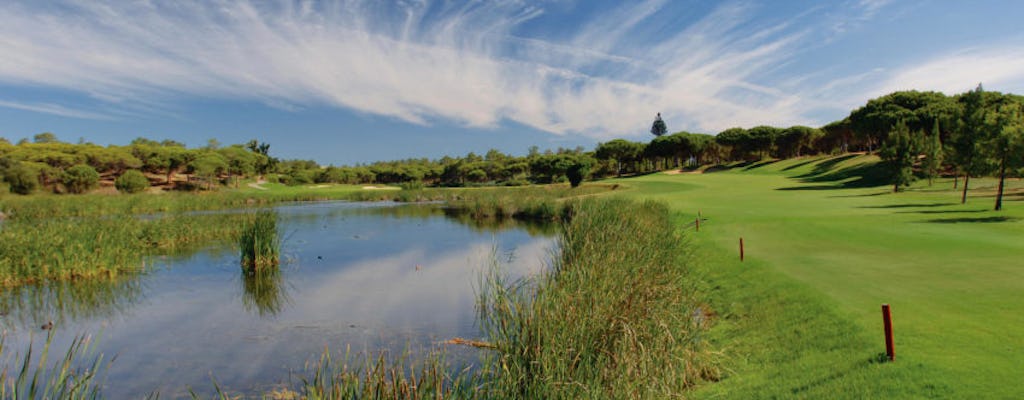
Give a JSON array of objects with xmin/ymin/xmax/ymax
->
[{"xmin": 1, "ymin": 86, "xmax": 1022, "ymax": 208}]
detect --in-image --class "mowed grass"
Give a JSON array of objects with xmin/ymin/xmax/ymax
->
[{"xmin": 613, "ymin": 155, "xmax": 1024, "ymax": 398}]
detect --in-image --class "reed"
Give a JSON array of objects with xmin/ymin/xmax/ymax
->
[
  {"xmin": 0, "ymin": 188, "xmax": 359, "ymax": 220},
  {"xmin": 475, "ymin": 198, "xmax": 720, "ymax": 399},
  {"xmin": 342, "ymin": 183, "xmax": 615, "ymax": 209},
  {"xmin": 0, "ymin": 333, "xmax": 108, "ymax": 399},
  {"xmin": 294, "ymin": 349, "xmax": 478, "ymax": 400},
  {"xmin": 238, "ymin": 210, "xmax": 280, "ymax": 270},
  {"xmin": 0, "ymin": 213, "xmax": 246, "ymax": 287}
]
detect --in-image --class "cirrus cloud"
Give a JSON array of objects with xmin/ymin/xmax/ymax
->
[{"xmin": 1, "ymin": 0, "xmax": 1022, "ymax": 139}]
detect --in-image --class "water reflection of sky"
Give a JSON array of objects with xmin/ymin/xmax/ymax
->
[{"xmin": 0, "ymin": 202, "xmax": 555, "ymax": 398}]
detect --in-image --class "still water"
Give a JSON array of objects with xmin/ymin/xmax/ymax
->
[{"xmin": 0, "ymin": 202, "xmax": 556, "ymax": 397}]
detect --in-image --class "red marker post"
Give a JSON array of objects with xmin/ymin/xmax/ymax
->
[
  {"xmin": 882, "ymin": 304, "xmax": 895, "ymax": 362},
  {"xmin": 695, "ymin": 217, "xmax": 700, "ymax": 232}
]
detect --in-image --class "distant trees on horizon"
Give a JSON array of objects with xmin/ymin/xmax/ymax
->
[{"xmin": 1, "ymin": 86, "xmax": 1021, "ymax": 209}]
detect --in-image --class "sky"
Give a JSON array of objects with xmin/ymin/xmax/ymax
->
[{"xmin": 1, "ymin": 0, "xmax": 1023, "ymax": 165}]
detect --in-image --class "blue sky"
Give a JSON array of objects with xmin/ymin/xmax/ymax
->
[{"xmin": 1, "ymin": 0, "xmax": 1023, "ymax": 165}]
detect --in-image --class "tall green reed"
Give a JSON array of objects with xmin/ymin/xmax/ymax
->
[
  {"xmin": 476, "ymin": 198, "xmax": 720, "ymax": 399},
  {"xmin": 0, "ymin": 333, "xmax": 108, "ymax": 399},
  {"xmin": 0, "ymin": 213, "xmax": 246, "ymax": 287},
  {"xmin": 238, "ymin": 210, "xmax": 280, "ymax": 271}
]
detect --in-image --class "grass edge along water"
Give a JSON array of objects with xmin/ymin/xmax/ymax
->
[{"xmin": 473, "ymin": 198, "xmax": 720, "ymax": 399}]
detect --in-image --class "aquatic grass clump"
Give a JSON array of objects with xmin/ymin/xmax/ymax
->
[
  {"xmin": 476, "ymin": 198, "xmax": 720, "ymax": 398},
  {"xmin": 292, "ymin": 349, "xmax": 479, "ymax": 399},
  {"xmin": 239, "ymin": 210, "xmax": 280, "ymax": 270},
  {"xmin": 0, "ymin": 333, "xmax": 109, "ymax": 399},
  {"xmin": 0, "ymin": 213, "xmax": 247, "ymax": 287}
]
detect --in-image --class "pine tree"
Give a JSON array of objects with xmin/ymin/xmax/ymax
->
[
  {"xmin": 879, "ymin": 122, "xmax": 921, "ymax": 192},
  {"xmin": 650, "ymin": 113, "xmax": 667, "ymax": 137},
  {"xmin": 923, "ymin": 119, "xmax": 943, "ymax": 186}
]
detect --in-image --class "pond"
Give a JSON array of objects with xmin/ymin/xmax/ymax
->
[{"xmin": 0, "ymin": 201, "xmax": 557, "ymax": 398}]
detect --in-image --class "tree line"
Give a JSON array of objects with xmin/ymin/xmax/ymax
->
[
  {"xmin": 0, "ymin": 135, "xmax": 598, "ymax": 194},
  {"xmin": 0, "ymin": 136, "xmax": 274, "ymax": 194},
  {"xmin": 625, "ymin": 86, "xmax": 1022, "ymax": 210},
  {"xmin": 1, "ymin": 86, "xmax": 1021, "ymax": 209}
]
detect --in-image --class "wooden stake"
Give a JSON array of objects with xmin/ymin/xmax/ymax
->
[
  {"xmin": 695, "ymin": 217, "xmax": 700, "ymax": 232},
  {"xmin": 739, "ymin": 237, "xmax": 745, "ymax": 261},
  {"xmin": 882, "ymin": 304, "xmax": 895, "ymax": 362}
]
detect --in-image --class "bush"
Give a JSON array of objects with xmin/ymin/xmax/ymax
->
[
  {"xmin": 282, "ymin": 169, "xmax": 313, "ymax": 186},
  {"xmin": 115, "ymin": 170, "xmax": 150, "ymax": 194},
  {"xmin": 61, "ymin": 165, "xmax": 100, "ymax": 194},
  {"xmin": 466, "ymin": 169, "xmax": 487, "ymax": 182},
  {"xmin": 4, "ymin": 164, "xmax": 40, "ymax": 195},
  {"xmin": 566, "ymin": 164, "xmax": 588, "ymax": 187}
]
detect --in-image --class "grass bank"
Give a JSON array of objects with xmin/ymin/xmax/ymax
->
[
  {"xmin": 474, "ymin": 198, "xmax": 718, "ymax": 398},
  {"xmin": 613, "ymin": 154, "xmax": 1024, "ymax": 398}
]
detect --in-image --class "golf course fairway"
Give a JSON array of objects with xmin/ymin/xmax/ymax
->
[{"xmin": 615, "ymin": 154, "xmax": 1023, "ymax": 398}]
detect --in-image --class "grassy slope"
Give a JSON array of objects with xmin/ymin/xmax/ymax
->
[{"xmin": 614, "ymin": 155, "xmax": 1023, "ymax": 398}]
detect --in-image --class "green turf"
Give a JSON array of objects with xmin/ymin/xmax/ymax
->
[{"xmin": 612, "ymin": 155, "xmax": 1024, "ymax": 398}]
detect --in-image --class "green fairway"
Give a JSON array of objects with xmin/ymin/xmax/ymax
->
[{"xmin": 614, "ymin": 155, "xmax": 1024, "ymax": 398}]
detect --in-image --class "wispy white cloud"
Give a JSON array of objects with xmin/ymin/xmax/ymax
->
[
  {"xmin": 795, "ymin": 44, "xmax": 1024, "ymax": 117},
  {"xmin": 876, "ymin": 45, "xmax": 1024, "ymax": 95},
  {"xmin": 858, "ymin": 0, "xmax": 892, "ymax": 18},
  {"xmin": 0, "ymin": 0, "xmax": 1015, "ymax": 138},
  {"xmin": 0, "ymin": 99, "xmax": 114, "ymax": 120},
  {"xmin": 569, "ymin": 0, "xmax": 669, "ymax": 57}
]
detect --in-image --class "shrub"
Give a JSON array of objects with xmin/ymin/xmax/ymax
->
[
  {"xmin": 282, "ymin": 169, "xmax": 313, "ymax": 186},
  {"xmin": 466, "ymin": 169, "xmax": 487, "ymax": 182},
  {"xmin": 566, "ymin": 158, "xmax": 594, "ymax": 188},
  {"xmin": 4, "ymin": 163, "xmax": 40, "ymax": 195},
  {"xmin": 62, "ymin": 165, "xmax": 100, "ymax": 194},
  {"xmin": 115, "ymin": 170, "xmax": 150, "ymax": 194}
]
